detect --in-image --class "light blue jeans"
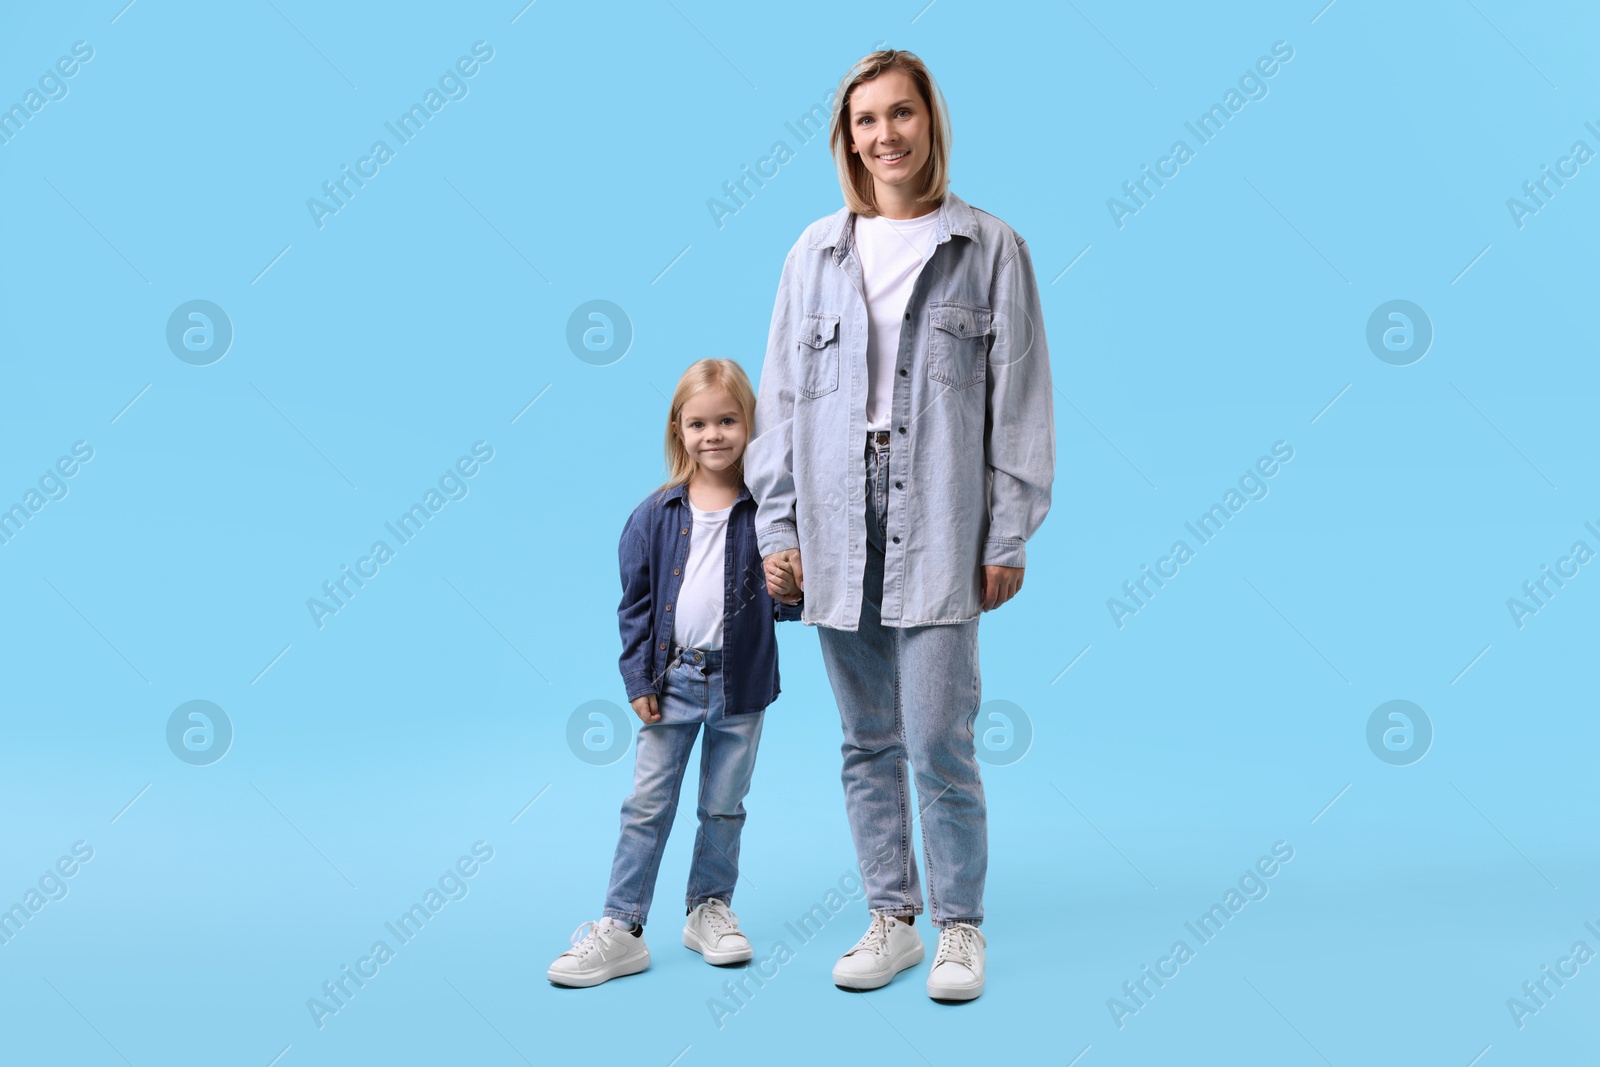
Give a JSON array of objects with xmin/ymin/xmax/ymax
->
[
  {"xmin": 603, "ymin": 646, "xmax": 765, "ymax": 925},
  {"xmin": 817, "ymin": 432, "xmax": 987, "ymax": 928}
]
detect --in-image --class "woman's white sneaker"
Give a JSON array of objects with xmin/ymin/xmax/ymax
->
[
  {"xmin": 683, "ymin": 899, "xmax": 754, "ymax": 964},
  {"xmin": 546, "ymin": 918, "xmax": 650, "ymax": 987},
  {"xmin": 926, "ymin": 923, "xmax": 985, "ymax": 1000},
  {"xmin": 832, "ymin": 914, "xmax": 924, "ymax": 990}
]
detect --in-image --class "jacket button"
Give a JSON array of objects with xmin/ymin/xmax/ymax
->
[
  {"xmin": 898, "ymin": 426, "xmax": 906, "ymax": 435},
  {"xmin": 892, "ymin": 536, "xmax": 901, "ymax": 544},
  {"xmin": 895, "ymin": 481, "xmax": 903, "ymax": 489},
  {"xmin": 899, "ymin": 368, "xmax": 907, "ymax": 377},
  {"xmin": 959, "ymin": 321, "xmax": 966, "ymax": 332},
  {"xmin": 665, "ymin": 604, "xmax": 672, "ymax": 611},
  {"xmin": 673, "ymin": 568, "xmax": 680, "ymax": 575},
  {"xmin": 903, "ymin": 311, "xmax": 910, "ymax": 321},
  {"xmin": 659, "ymin": 642, "xmax": 666, "ymax": 650},
  {"xmin": 681, "ymin": 528, "xmax": 688, "ymax": 535}
]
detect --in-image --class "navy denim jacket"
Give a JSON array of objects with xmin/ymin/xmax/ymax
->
[{"xmin": 617, "ymin": 481, "xmax": 802, "ymax": 715}]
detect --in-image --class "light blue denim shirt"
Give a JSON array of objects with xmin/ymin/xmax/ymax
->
[{"xmin": 744, "ymin": 191, "xmax": 1056, "ymax": 630}]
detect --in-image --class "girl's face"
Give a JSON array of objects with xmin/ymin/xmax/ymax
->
[
  {"xmin": 847, "ymin": 70, "xmax": 931, "ymax": 202},
  {"xmin": 675, "ymin": 385, "xmax": 748, "ymax": 475}
]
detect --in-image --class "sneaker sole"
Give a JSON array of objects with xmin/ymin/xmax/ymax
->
[
  {"xmin": 546, "ymin": 951, "xmax": 650, "ymax": 988},
  {"xmin": 683, "ymin": 927, "xmax": 753, "ymax": 965},
  {"xmin": 926, "ymin": 974, "xmax": 984, "ymax": 1001},
  {"xmin": 832, "ymin": 942, "xmax": 925, "ymax": 990}
]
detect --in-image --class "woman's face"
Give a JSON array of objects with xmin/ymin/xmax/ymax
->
[{"xmin": 847, "ymin": 70, "xmax": 931, "ymax": 201}]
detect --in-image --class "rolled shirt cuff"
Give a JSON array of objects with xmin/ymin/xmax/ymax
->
[
  {"xmin": 756, "ymin": 520, "xmax": 800, "ymax": 559},
  {"xmin": 981, "ymin": 535, "xmax": 1027, "ymax": 569}
]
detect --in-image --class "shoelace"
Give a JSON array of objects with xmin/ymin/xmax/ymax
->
[
  {"xmin": 698, "ymin": 900, "xmax": 738, "ymax": 942},
  {"xmin": 933, "ymin": 924, "xmax": 983, "ymax": 969},
  {"xmin": 845, "ymin": 914, "xmax": 895, "ymax": 957},
  {"xmin": 562, "ymin": 920, "xmax": 613, "ymax": 959}
]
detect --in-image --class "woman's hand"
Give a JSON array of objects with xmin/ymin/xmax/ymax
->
[
  {"xmin": 630, "ymin": 693, "xmax": 660, "ymax": 724},
  {"xmin": 981, "ymin": 565, "xmax": 1024, "ymax": 611},
  {"xmin": 764, "ymin": 549, "xmax": 804, "ymax": 605}
]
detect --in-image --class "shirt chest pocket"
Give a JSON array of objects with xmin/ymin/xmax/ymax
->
[
  {"xmin": 797, "ymin": 312, "xmax": 841, "ymax": 398},
  {"xmin": 927, "ymin": 302, "xmax": 992, "ymax": 390}
]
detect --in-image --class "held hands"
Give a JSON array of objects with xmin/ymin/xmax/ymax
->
[
  {"xmin": 630, "ymin": 693, "xmax": 660, "ymax": 724},
  {"xmin": 764, "ymin": 549, "xmax": 803, "ymax": 606}
]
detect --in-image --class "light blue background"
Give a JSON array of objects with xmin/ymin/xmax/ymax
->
[{"xmin": 2, "ymin": 1, "xmax": 1596, "ymax": 1064}]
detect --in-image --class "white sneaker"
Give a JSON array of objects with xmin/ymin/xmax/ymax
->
[
  {"xmin": 683, "ymin": 899, "xmax": 754, "ymax": 964},
  {"xmin": 926, "ymin": 923, "xmax": 985, "ymax": 1000},
  {"xmin": 832, "ymin": 914, "xmax": 925, "ymax": 990},
  {"xmin": 546, "ymin": 919, "xmax": 650, "ymax": 987}
]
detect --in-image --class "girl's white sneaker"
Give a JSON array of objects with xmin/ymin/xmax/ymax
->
[
  {"xmin": 926, "ymin": 922, "xmax": 985, "ymax": 1001},
  {"xmin": 683, "ymin": 899, "xmax": 754, "ymax": 964},
  {"xmin": 546, "ymin": 919, "xmax": 650, "ymax": 987},
  {"xmin": 832, "ymin": 914, "xmax": 925, "ymax": 990}
]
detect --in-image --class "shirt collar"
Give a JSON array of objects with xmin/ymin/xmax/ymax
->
[
  {"xmin": 808, "ymin": 190, "xmax": 976, "ymax": 261},
  {"xmin": 662, "ymin": 481, "xmax": 751, "ymax": 507}
]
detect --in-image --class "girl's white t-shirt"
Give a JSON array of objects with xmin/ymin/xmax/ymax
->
[
  {"xmin": 672, "ymin": 499, "xmax": 732, "ymax": 650},
  {"xmin": 854, "ymin": 210, "xmax": 942, "ymax": 431}
]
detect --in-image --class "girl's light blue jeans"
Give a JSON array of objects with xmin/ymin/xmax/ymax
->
[
  {"xmin": 817, "ymin": 432, "xmax": 987, "ymax": 929},
  {"xmin": 602, "ymin": 646, "xmax": 765, "ymax": 925}
]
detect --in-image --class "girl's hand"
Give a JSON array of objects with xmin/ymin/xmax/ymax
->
[
  {"xmin": 981, "ymin": 565, "xmax": 1024, "ymax": 611},
  {"xmin": 630, "ymin": 693, "xmax": 660, "ymax": 724}
]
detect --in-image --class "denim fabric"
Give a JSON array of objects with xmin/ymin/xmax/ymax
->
[
  {"xmin": 817, "ymin": 435, "xmax": 986, "ymax": 928},
  {"xmin": 603, "ymin": 645, "xmax": 765, "ymax": 925},
  {"xmin": 617, "ymin": 481, "xmax": 802, "ymax": 715},
  {"xmin": 744, "ymin": 191, "xmax": 1056, "ymax": 629}
]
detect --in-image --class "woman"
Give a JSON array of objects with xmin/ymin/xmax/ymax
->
[{"xmin": 744, "ymin": 48, "xmax": 1055, "ymax": 1002}]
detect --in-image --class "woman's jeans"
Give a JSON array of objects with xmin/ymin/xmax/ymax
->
[
  {"xmin": 817, "ymin": 432, "xmax": 987, "ymax": 929},
  {"xmin": 603, "ymin": 646, "xmax": 765, "ymax": 925}
]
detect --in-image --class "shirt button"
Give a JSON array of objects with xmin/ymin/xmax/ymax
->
[
  {"xmin": 659, "ymin": 642, "xmax": 667, "ymax": 650},
  {"xmin": 665, "ymin": 604, "xmax": 672, "ymax": 611},
  {"xmin": 681, "ymin": 528, "xmax": 688, "ymax": 535},
  {"xmin": 673, "ymin": 568, "xmax": 680, "ymax": 575}
]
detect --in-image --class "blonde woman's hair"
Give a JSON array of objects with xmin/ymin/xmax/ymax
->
[
  {"xmin": 656, "ymin": 358, "xmax": 758, "ymax": 495},
  {"xmin": 829, "ymin": 48, "xmax": 952, "ymax": 217}
]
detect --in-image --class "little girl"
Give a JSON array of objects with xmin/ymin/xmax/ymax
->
[{"xmin": 548, "ymin": 358, "xmax": 802, "ymax": 988}]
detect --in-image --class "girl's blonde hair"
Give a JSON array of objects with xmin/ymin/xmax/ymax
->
[
  {"xmin": 829, "ymin": 48, "xmax": 952, "ymax": 217},
  {"xmin": 657, "ymin": 358, "xmax": 758, "ymax": 494}
]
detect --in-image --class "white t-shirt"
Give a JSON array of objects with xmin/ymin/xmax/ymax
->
[
  {"xmin": 672, "ymin": 499, "xmax": 732, "ymax": 650},
  {"xmin": 854, "ymin": 210, "xmax": 941, "ymax": 431}
]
